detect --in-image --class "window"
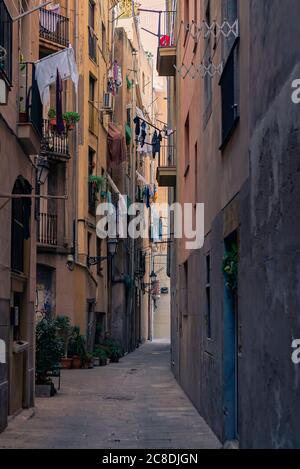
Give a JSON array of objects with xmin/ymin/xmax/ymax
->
[
  {"xmin": 101, "ymin": 22, "xmax": 106, "ymax": 57},
  {"xmin": 87, "ymin": 232, "xmax": 92, "ymax": 268},
  {"xmin": 11, "ymin": 178, "xmax": 31, "ymax": 274},
  {"xmin": 184, "ymin": 114, "xmax": 190, "ymax": 176},
  {"xmin": 88, "ymin": 148, "xmax": 96, "ymax": 214},
  {"xmin": 89, "ymin": 76, "xmax": 97, "ymax": 133},
  {"xmin": 205, "ymin": 254, "xmax": 212, "ymax": 338},
  {"xmin": 96, "ymin": 238, "xmax": 102, "ymax": 276},
  {"xmin": 219, "ymin": 0, "xmax": 239, "ymax": 148},
  {"xmin": 0, "ymin": 0, "xmax": 12, "ymax": 84},
  {"xmin": 184, "ymin": 0, "xmax": 189, "ymax": 25},
  {"xmin": 88, "ymin": 0, "xmax": 95, "ymax": 29}
]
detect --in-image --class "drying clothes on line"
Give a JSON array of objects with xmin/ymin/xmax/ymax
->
[
  {"xmin": 140, "ymin": 121, "xmax": 147, "ymax": 148},
  {"xmin": 35, "ymin": 46, "xmax": 79, "ymax": 106},
  {"xmin": 152, "ymin": 131, "xmax": 162, "ymax": 158},
  {"xmin": 108, "ymin": 122, "xmax": 127, "ymax": 166},
  {"xmin": 143, "ymin": 186, "xmax": 152, "ymax": 209},
  {"xmin": 133, "ymin": 116, "xmax": 141, "ymax": 137},
  {"xmin": 56, "ymin": 69, "xmax": 65, "ymax": 133}
]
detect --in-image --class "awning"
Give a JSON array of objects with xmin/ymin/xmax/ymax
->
[{"xmin": 108, "ymin": 122, "xmax": 127, "ymax": 166}]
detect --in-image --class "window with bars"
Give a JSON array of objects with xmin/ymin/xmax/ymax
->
[{"xmin": 0, "ymin": 0, "xmax": 13, "ymax": 84}]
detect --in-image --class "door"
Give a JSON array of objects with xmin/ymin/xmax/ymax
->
[{"xmin": 223, "ymin": 235, "xmax": 239, "ymax": 442}]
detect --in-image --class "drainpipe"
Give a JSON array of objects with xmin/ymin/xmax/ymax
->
[{"xmin": 73, "ymin": 0, "xmax": 79, "ymax": 265}]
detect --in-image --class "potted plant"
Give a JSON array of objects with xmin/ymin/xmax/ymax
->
[
  {"xmin": 93, "ymin": 347, "xmax": 108, "ymax": 366},
  {"xmin": 63, "ymin": 111, "xmax": 80, "ymax": 130},
  {"xmin": 35, "ymin": 318, "xmax": 63, "ymax": 397},
  {"xmin": 82, "ymin": 353, "xmax": 94, "ymax": 369},
  {"xmin": 68, "ymin": 326, "xmax": 86, "ymax": 369},
  {"xmin": 103, "ymin": 338, "xmax": 123, "ymax": 364},
  {"xmin": 55, "ymin": 316, "xmax": 73, "ymax": 369},
  {"xmin": 48, "ymin": 108, "xmax": 57, "ymax": 127}
]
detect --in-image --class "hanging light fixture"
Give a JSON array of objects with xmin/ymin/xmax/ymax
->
[
  {"xmin": 107, "ymin": 238, "xmax": 119, "ymax": 257},
  {"xmin": 36, "ymin": 156, "xmax": 50, "ymax": 185}
]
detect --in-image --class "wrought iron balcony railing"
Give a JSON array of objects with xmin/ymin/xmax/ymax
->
[
  {"xmin": 19, "ymin": 62, "xmax": 43, "ymax": 135},
  {"xmin": 40, "ymin": 119, "xmax": 70, "ymax": 160},
  {"xmin": 39, "ymin": 7, "xmax": 69, "ymax": 47},
  {"xmin": 158, "ymin": 145, "xmax": 176, "ymax": 168},
  {"xmin": 38, "ymin": 212, "xmax": 58, "ymax": 246}
]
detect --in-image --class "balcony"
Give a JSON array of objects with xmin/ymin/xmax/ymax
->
[
  {"xmin": 39, "ymin": 7, "xmax": 69, "ymax": 50},
  {"xmin": 38, "ymin": 213, "xmax": 58, "ymax": 246},
  {"xmin": 89, "ymin": 101, "xmax": 98, "ymax": 135},
  {"xmin": 156, "ymin": 10, "xmax": 177, "ymax": 76},
  {"xmin": 156, "ymin": 145, "xmax": 176, "ymax": 187},
  {"xmin": 88, "ymin": 27, "xmax": 97, "ymax": 63},
  {"xmin": 40, "ymin": 119, "xmax": 70, "ymax": 161},
  {"xmin": 18, "ymin": 62, "xmax": 42, "ymax": 155}
]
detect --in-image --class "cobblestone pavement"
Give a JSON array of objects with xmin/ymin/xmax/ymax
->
[{"xmin": 0, "ymin": 341, "xmax": 221, "ymax": 449}]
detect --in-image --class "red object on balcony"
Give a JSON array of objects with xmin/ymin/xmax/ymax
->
[{"xmin": 159, "ymin": 35, "xmax": 171, "ymax": 47}]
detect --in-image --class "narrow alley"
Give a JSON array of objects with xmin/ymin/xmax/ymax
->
[{"xmin": 0, "ymin": 342, "xmax": 220, "ymax": 449}]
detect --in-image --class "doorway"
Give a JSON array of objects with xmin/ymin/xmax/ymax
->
[{"xmin": 223, "ymin": 232, "xmax": 239, "ymax": 442}]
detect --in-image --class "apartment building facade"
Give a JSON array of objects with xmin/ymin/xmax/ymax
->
[
  {"xmin": 0, "ymin": 0, "xmax": 41, "ymax": 431},
  {"xmin": 158, "ymin": 0, "xmax": 300, "ymax": 448}
]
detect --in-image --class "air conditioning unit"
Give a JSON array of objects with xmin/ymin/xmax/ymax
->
[{"xmin": 103, "ymin": 92, "xmax": 113, "ymax": 110}]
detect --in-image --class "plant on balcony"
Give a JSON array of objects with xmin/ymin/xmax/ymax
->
[
  {"xmin": 55, "ymin": 315, "xmax": 73, "ymax": 369},
  {"xmin": 63, "ymin": 111, "xmax": 80, "ymax": 130},
  {"xmin": 48, "ymin": 108, "xmax": 57, "ymax": 126},
  {"xmin": 36, "ymin": 318, "xmax": 63, "ymax": 389},
  {"xmin": 89, "ymin": 175, "xmax": 106, "ymax": 203}
]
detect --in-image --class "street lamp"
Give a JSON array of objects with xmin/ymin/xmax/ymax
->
[
  {"xmin": 88, "ymin": 238, "xmax": 118, "ymax": 266},
  {"xmin": 36, "ymin": 156, "xmax": 50, "ymax": 185},
  {"xmin": 150, "ymin": 270, "xmax": 157, "ymax": 283}
]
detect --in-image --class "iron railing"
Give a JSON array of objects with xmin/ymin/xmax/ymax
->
[
  {"xmin": 39, "ymin": 7, "xmax": 69, "ymax": 47},
  {"xmin": 0, "ymin": 0, "xmax": 12, "ymax": 83},
  {"xmin": 88, "ymin": 27, "xmax": 97, "ymax": 62},
  {"xmin": 38, "ymin": 212, "xmax": 58, "ymax": 246},
  {"xmin": 158, "ymin": 145, "xmax": 176, "ymax": 168},
  {"xmin": 139, "ymin": 9, "xmax": 177, "ymax": 48},
  {"xmin": 40, "ymin": 119, "xmax": 70, "ymax": 160},
  {"xmin": 19, "ymin": 62, "xmax": 43, "ymax": 136}
]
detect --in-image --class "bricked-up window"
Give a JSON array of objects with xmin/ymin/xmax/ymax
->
[
  {"xmin": 219, "ymin": 0, "xmax": 239, "ymax": 148},
  {"xmin": 206, "ymin": 253, "xmax": 212, "ymax": 339},
  {"xmin": 0, "ymin": 0, "xmax": 12, "ymax": 84}
]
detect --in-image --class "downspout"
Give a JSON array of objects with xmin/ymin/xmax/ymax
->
[{"xmin": 73, "ymin": 0, "xmax": 79, "ymax": 264}]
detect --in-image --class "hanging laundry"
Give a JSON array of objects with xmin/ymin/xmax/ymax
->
[
  {"xmin": 140, "ymin": 121, "xmax": 147, "ymax": 148},
  {"xmin": 56, "ymin": 69, "xmax": 65, "ymax": 134},
  {"xmin": 133, "ymin": 116, "xmax": 141, "ymax": 137},
  {"xmin": 152, "ymin": 131, "xmax": 162, "ymax": 158},
  {"xmin": 35, "ymin": 46, "xmax": 79, "ymax": 106}
]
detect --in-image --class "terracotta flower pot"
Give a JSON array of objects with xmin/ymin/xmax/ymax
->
[
  {"xmin": 60, "ymin": 357, "xmax": 73, "ymax": 369},
  {"xmin": 72, "ymin": 356, "xmax": 81, "ymax": 369}
]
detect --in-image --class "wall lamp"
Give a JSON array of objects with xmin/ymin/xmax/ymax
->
[
  {"xmin": 142, "ymin": 270, "xmax": 157, "ymax": 294},
  {"xmin": 37, "ymin": 156, "xmax": 50, "ymax": 185},
  {"xmin": 88, "ymin": 238, "xmax": 118, "ymax": 266}
]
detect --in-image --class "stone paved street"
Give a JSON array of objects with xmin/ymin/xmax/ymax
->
[{"xmin": 0, "ymin": 341, "xmax": 220, "ymax": 449}]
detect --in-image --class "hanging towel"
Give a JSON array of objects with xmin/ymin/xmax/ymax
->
[
  {"xmin": 35, "ymin": 46, "xmax": 79, "ymax": 106},
  {"xmin": 56, "ymin": 69, "xmax": 65, "ymax": 133}
]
